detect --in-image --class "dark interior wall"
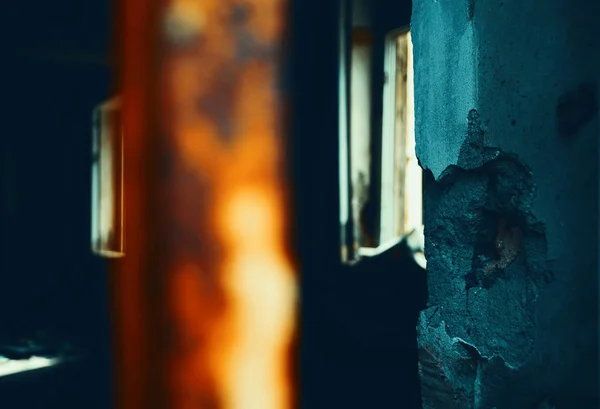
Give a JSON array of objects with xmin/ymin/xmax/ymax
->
[
  {"xmin": 291, "ymin": 1, "xmax": 426, "ymax": 408},
  {"xmin": 0, "ymin": 0, "xmax": 110, "ymax": 58},
  {"xmin": 412, "ymin": 0, "xmax": 599, "ymax": 407},
  {"xmin": 1, "ymin": 59, "xmax": 112, "ymax": 350},
  {"xmin": 0, "ymin": 0, "xmax": 114, "ymax": 407}
]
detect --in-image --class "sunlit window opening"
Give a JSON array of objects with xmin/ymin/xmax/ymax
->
[
  {"xmin": 91, "ymin": 97, "xmax": 124, "ymax": 258},
  {"xmin": 340, "ymin": 27, "xmax": 424, "ymax": 264},
  {"xmin": 379, "ymin": 30, "xmax": 421, "ymax": 243},
  {"xmin": 350, "ymin": 28, "xmax": 374, "ymax": 249}
]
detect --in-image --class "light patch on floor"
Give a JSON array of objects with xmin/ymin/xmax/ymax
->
[{"xmin": 0, "ymin": 356, "xmax": 59, "ymax": 377}]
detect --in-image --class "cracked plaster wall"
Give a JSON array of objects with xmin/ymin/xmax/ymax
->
[{"xmin": 412, "ymin": 0, "xmax": 599, "ymax": 407}]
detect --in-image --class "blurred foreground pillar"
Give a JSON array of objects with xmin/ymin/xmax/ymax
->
[{"xmin": 110, "ymin": 1, "xmax": 297, "ymax": 409}]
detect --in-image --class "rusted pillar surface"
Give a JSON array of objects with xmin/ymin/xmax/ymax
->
[{"xmin": 112, "ymin": 1, "xmax": 296, "ymax": 409}]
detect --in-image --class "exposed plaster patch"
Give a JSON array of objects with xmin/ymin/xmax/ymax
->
[
  {"xmin": 418, "ymin": 109, "xmax": 552, "ymax": 408},
  {"xmin": 418, "ymin": 316, "xmax": 518, "ymax": 409},
  {"xmin": 433, "ymin": 110, "xmax": 549, "ymax": 292},
  {"xmin": 453, "ymin": 337, "xmax": 518, "ymax": 371}
]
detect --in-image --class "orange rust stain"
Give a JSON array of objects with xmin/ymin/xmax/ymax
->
[
  {"xmin": 112, "ymin": 0, "xmax": 162, "ymax": 406},
  {"xmin": 483, "ymin": 218, "xmax": 523, "ymax": 274},
  {"xmin": 114, "ymin": 0, "xmax": 294, "ymax": 408},
  {"xmin": 245, "ymin": 0, "xmax": 287, "ymax": 44},
  {"xmin": 162, "ymin": 1, "xmax": 295, "ymax": 409},
  {"xmin": 169, "ymin": 264, "xmax": 223, "ymax": 409}
]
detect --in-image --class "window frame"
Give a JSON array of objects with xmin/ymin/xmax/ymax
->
[{"xmin": 340, "ymin": 24, "xmax": 423, "ymax": 263}]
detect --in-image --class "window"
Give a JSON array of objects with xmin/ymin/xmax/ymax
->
[
  {"xmin": 340, "ymin": 27, "xmax": 424, "ymax": 264},
  {"xmin": 379, "ymin": 30, "xmax": 422, "ymax": 242},
  {"xmin": 91, "ymin": 97, "xmax": 125, "ymax": 258}
]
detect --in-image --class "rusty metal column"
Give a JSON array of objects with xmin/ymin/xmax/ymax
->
[{"xmin": 112, "ymin": 1, "xmax": 297, "ymax": 409}]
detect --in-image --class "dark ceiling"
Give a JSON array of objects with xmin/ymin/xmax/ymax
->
[{"xmin": 1, "ymin": 0, "xmax": 111, "ymax": 63}]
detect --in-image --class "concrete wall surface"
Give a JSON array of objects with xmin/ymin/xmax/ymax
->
[{"xmin": 412, "ymin": 0, "xmax": 600, "ymax": 407}]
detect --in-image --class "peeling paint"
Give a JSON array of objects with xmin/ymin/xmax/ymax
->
[
  {"xmin": 417, "ymin": 316, "xmax": 519, "ymax": 409},
  {"xmin": 417, "ymin": 108, "xmax": 554, "ymax": 408},
  {"xmin": 414, "ymin": 0, "xmax": 600, "ymax": 405}
]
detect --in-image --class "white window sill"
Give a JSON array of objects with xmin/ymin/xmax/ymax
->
[{"xmin": 355, "ymin": 226, "xmax": 426, "ymax": 269}]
